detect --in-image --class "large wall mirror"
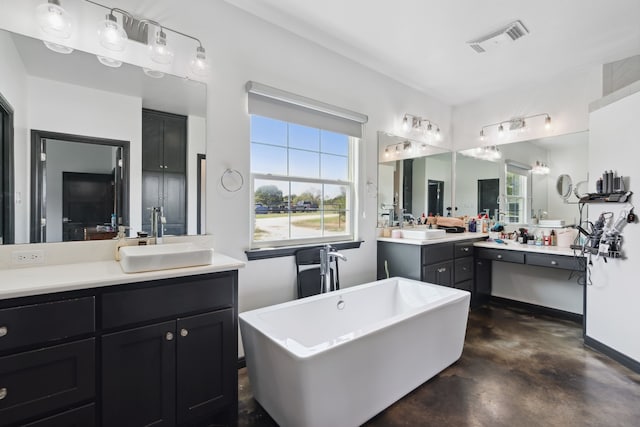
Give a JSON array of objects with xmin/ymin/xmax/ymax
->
[
  {"xmin": 377, "ymin": 131, "xmax": 452, "ymax": 224},
  {"xmin": 454, "ymin": 131, "xmax": 588, "ymax": 225},
  {"xmin": 0, "ymin": 30, "xmax": 206, "ymax": 244}
]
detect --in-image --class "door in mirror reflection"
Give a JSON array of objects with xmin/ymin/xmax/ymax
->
[{"xmin": 30, "ymin": 130, "xmax": 129, "ymax": 243}]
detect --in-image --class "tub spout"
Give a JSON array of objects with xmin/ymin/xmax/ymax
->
[{"xmin": 320, "ymin": 245, "xmax": 347, "ymax": 293}]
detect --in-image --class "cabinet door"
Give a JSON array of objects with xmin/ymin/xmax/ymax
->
[
  {"xmin": 102, "ymin": 321, "xmax": 176, "ymax": 427},
  {"xmin": 142, "ymin": 112, "xmax": 164, "ymax": 172},
  {"xmin": 162, "ymin": 114, "xmax": 186, "ymax": 173},
  {"xmin": 474, "ymin": 258, "xmax": 492, "ymax": 304},
  {"xmin": 22, "ymin": 403, "xmax": 95, "ymax": 427},
  {"xmin": 176, "ymin": 309, "xmax": 234, "ymax": 425},
  {"xmin": 162, "ymin": 172, "xmax": 186, "ymax": 236},
  {"xmin": 423, "ymin": 261, "xmax": 453, "ymax": 287}
]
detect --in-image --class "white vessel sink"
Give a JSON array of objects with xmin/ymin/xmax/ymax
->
[
  {"xmin": 119, "ymin": 243, "xmax": 214, "ymax": 273},
  {"xmin": 401, "ymin": 229, "xmax": 446, "ymax": 240}
]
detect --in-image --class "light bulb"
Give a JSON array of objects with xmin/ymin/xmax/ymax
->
[
  {"xmin": 36, "ymin": 0, "xmax": 73, "ymax": 39},
  {"xmin": 189, "ymin": 46, "xmax": 210, "ymax": 77},
  {"xmin": 149, "ymin": 29, "xmax": 174, "ymax": 65},
  {"xmin": 479, "ymin": 129, "xmax": 485, "ymax": 141},
  {"xmin": 384, "ymin": 147, "xmax": 390, "ymax": 158},
  {"xmin": 497, "ymin": 124, "xmax": 504, "ymax": 137},
  {"xmin": 545, "ymin": 115, "xmax": 552, "ymax": 129},
  {"xmin": 435, "ymin": 128, "xmax": 441, "ymax": 140},
  {"xmin": 98, "ymin": 13, "xmax": 127, "ymax": 52},
  {"xmin": 97, "ymin": 55, "xmax": 122, "ymax": 68},
  {"xmin": 143, "ymin": 68, "xmax": 165, "ymax": 79},
  {"xmin": 401, "ymin": 116, "xmax": 409, "ymax": 132}
]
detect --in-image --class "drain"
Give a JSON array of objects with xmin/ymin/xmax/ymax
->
[{"xmin": 337, "ymin": 299, "xmax": 345, "ymax": 310}]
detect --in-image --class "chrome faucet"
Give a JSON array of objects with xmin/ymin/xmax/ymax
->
[
  {"xmin": 319, "ymin": 244, "xmax": 347, "ymax": 293},
  {"xmin": 150, "ymin": 206, "xmax": 165, "ymax": 244}
]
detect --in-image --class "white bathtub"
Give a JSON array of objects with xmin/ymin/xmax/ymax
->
[{"xmin": 239, "ymin": 277, "xmax": 470, "ymax": 427}]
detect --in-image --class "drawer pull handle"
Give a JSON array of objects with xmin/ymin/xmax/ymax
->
[
  {"xmin": 437, "ymin": 267, "xmax": 447, "ymax": 273},
  {"xmin": 0, "ymin": 388, "xmax": 6, "ymax": 400},
  {"xmin": 165, "ymin": 332, "xmax": 174, "ymax": 341},
  {"xmin": 0, "ymin": 326, "xmax": 7, "ymax": 338},
  {"xmin": 551, "ymin": 260, "xmax": 558, "ymax": 265},
  {"xmin": 496, "ymin": 254, "xmax": 503, "ymax": 259},
  {"xmin": 462, "ymin": 247, "xmax": 469, "ymax": 252},
  {"xmin": 180, "ymin": 328, "xmax": 189, "ymax": 337}
]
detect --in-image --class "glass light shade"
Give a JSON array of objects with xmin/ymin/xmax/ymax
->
[
  {"xmin": 36, "ymin": 1, "xmax": 73, "ymax": 39},
  {"xmin": 143, "ymin": 68, "xmax": 164, "ymax": 79},
  {"xmin": 545, "ymin": 115, "xmax": 552, "ymax": 129},
  {"xmin": 401, "ymin": 116, "xmax": 409, "ymax": 131},
  {"xmin": 97, "ymin": 55, "xmax": 122, "ymax": 68},
  {"xmin": 189, "ymin": 46, "xmax": 209, "ymax": 77},
  {"xmin": 43, "ymin": 40, "xmax": 73, "ymax": 54},
  {"xmin": 98, "ymin": 14, "xmax": 127, "ymax": 51},
  {"xmin": 149, "ymin": 30, "xmax": 174, "ymax": 65}
]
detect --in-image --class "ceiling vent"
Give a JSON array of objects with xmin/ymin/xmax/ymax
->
[{"xmin": 467, "ymin": 20, "xmax": 529, "ymax": 53}]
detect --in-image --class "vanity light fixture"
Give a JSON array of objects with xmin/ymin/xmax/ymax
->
[
  {"xmin": 532, "ymin": 161, "xmax": 550, "ymax": 175},
  {"xmin": 383, "ymin": 140, "xmax": 415, "ymax": 160},
  {"xmin": 480, "ymin": 113, "xmax": 552, "ymax": 141},
  {"xmin": 401, "ymin": 114, "xmax": 442, "ymax": 141},
  {"xmin": 36, "ymin": 0, "xmax": 74, "ymax": 54}
]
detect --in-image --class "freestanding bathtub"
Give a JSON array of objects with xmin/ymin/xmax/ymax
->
[{"xmin": 239, "ymin": 277, "xmax": 470, "ymax": 427}]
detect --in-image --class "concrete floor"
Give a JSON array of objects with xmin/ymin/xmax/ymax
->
[{"xmin": 237, "ymin": 303, "xmax": 640, "ymax": 427}]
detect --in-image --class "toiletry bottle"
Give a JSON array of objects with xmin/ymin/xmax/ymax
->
[
  {"xmin": 550, "ymin": 229, "xmax": 557, "ymax": 246},
  {"xmin": 596, "ymin": 177, "xmax": 603, "ymax": 194},
  {"xmin": 111, "ymin": 213, "xmax": 117, "ymax": 230},
  {"xmin": 469, "ymin": 218, "xmax": 476, "ymax": 233}
]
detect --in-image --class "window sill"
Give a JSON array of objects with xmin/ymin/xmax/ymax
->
[{"xmin": 245, "ymin": 240, "xmax": 363, "ymax": 261}]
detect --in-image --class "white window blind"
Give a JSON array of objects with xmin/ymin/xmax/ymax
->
[{"xmin": 246, "ymin": 81, "xmax": 367, "ymax": 138}]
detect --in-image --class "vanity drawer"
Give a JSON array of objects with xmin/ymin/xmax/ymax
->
[
  {"xmin": 0, "ymin": 297, "xmax": 95, "ymax": 353},
  {"xmin": 422, "ymin": 243, "xmax": 454, "ymax": 266},
  {"xmin": 454, "ymin": 257, "xmax": 474, "ymax": 283},
  {"xmin": 526, "ymin": 253, "xmax": 579, "ymax": 271},
  {"xmin": 476, "ymin": 248, "xmax": 524, "ymax": 264},
  {"xmin": 102, "ymin": 273, "xmax": 234, "ymax": 329},
  {"xmin": 454, "ymin": 241, "xmax": 475, "ymax": 258},
  {"xmin": 0, "ymin": 339, "xmax": 95, "ymax": 426}
]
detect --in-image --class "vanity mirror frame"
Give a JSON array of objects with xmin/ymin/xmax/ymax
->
[{"xmin": 0, "ymin": 92, "xmax": 15, "ymax": 244}]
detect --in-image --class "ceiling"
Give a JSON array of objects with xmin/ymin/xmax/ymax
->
[{"xmin": 223, "ymin": 0, "xmax": 640, "ymax": 106}]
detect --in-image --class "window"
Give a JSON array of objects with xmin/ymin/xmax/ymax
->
[
  {"xmin": 247, "ymin": 82, "xmax": 366, "ymax": 248},
  {"xmin": 504, "ymin": 163, "xmax": 530, "ymax": 224}
]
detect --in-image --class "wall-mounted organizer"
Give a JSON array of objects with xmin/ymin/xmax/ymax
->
[{"xmin": 579, "ymin": 170, "xmax": 632, "ymax": 203}]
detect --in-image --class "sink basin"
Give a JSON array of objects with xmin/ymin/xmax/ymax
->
[
  {"xmin": 401, "ymin": 229, "xmax": 446, "ymax": 240},
  {"xmin": 119, "ymin": 243, "xmax": 214, "ymax": 273}
]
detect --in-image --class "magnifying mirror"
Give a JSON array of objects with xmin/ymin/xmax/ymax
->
[{"xmin": 556, "ymin": 174, "xmax": 573, "ymax": 200}]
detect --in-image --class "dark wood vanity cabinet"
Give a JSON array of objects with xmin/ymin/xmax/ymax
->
[
  {"xmin": 0, "ymin": 297, "xmax": 96, "ymax": 427},
  {"xmin": 377, "ymin": 238, "xmax": 483, "ymax": 299},
  {"xmin": 0, "ymin": 270, "xmax": 239, "ymax": 427}
]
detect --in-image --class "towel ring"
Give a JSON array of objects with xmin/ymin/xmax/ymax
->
[{"xmin": 221, "ymin": 168, "xmax": 244, "ymax": 192}]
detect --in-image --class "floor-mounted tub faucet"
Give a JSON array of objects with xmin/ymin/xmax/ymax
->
[{"xmin": 319, "ymin": 244, "xmax": 347, "ymax": 293}]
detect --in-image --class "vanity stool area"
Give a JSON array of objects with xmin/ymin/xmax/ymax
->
[{"xmin": 0, "ymin": 256, "xmax": 242, "ymax": 427}]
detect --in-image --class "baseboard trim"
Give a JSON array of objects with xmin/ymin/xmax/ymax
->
[
  {"xmin": 584, "ymin": 335, "xmax": 640, "ymax": 374},
  {"xmin": 237, "ymin": 356, "xmax": 246, "ymax": 370},
  {"xmin": 489, "ymin": 296, "xmax": 583, "ymax": 324}
]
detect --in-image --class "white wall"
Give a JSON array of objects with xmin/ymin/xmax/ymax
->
[
  {"xmin": 45, "ymin": 140, "xmax": 116, "ymax": 242},
  {"xmin": 0, "ymin": 30, "xmax": 28, "ymax": 243},
  {"xmin": 587, "ymin": 84, "xmax": 640, "ymax": 363},
  {"xmin": 26, "ymin": 76, "xmax": 143, "ymax": 234},
  {"xmin": 452, "ymin": 66, "xmax": 602, "ymax": 151}
]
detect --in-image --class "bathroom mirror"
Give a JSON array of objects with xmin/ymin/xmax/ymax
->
[
  {"xmin": 454, "ymin": 131, "xmax": 588, "ymax": 225},
  {"xmin": 377, "ymin": 131, "xmax": 452, "ymax": 223},
  {"xmin": 557, "ymin": 174, "xmax": 573, "ymax": 200},
  {"xmin": 0, "ymin": 30, "xmax": 207, "ymax": 244}
]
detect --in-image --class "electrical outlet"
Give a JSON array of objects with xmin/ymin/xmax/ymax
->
[{"xmin": 11, "ymin": 250, "xmax": 46, "ymax": 265}]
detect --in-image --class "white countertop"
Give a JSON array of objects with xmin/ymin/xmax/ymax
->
[
  {"xmin": 474, "ymin": 240, "xmax": 581, "ymax": 257},
  {"xmin": 377, "ymin": 232, "xmax": 488, "ymax": 245},
  {"xmin": 0, "ymin": 252, "xmax": 245, "ymax": 300}
]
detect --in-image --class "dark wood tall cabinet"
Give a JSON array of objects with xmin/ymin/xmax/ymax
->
[{"xmin": 142, "ymin": 109, "xmax": 187, "ymax": 236}]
